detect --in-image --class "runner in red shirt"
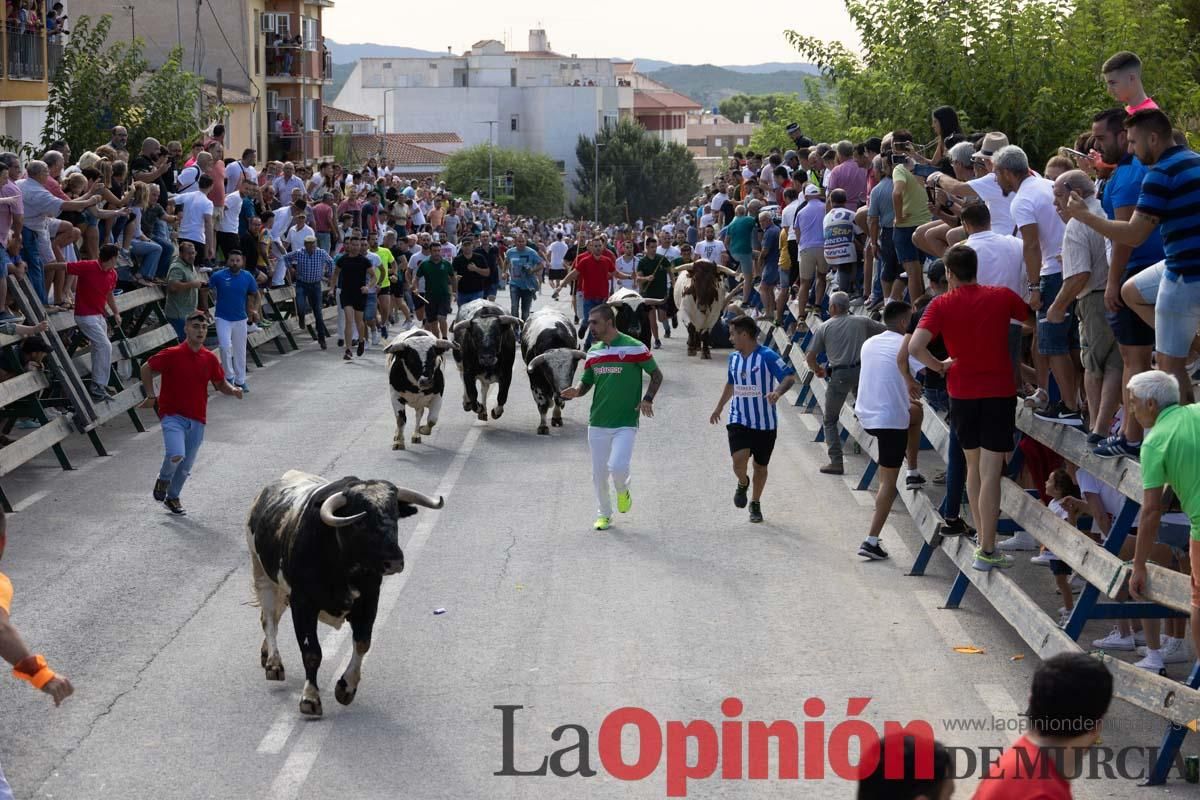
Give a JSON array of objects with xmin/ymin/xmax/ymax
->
[
  {"xmin": 140, "ymin": 310, "xmax": 242, "ymax": 515},
  {"xmin": 910, "ymin": 243, "xmax": 1031, "ymax": 571},
  {"xmin": 973, "ymin": 653, "xmax": 1112, "ymax": 800},
  {"xmin": 553, "ymin": 236, "xmax": 627, "ymax": 345}
]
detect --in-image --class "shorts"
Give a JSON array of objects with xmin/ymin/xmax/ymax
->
[
  {"xmin": 727, "ymin": 424, "xmax": 778, "ymax": 466},
  {"xmin": 1049, "ymin": 557, "xmax": 1073, "ymax": 577},
  {"xmin": 1036, "ymin": 272, "xmax": 1079, "ymax": 356},
  {"xmin": 549, "ymin": 267, "xmax": 567, "ymax": 280},
  {"xmin": 950, "ymin": 395, "xmax": 1016, "ymax": 453},
  {"xmin": 732, "ymin": 251, "xmax": 754, "ymax": 276},
  {"xmin": 797, "ymin": 246, "xmax": 829, "ymax": 280},
  {"xmin": 390, "ymin": 281, "xmax": 405, "ymax": 298},
  {"xmin": 340, "ymin": 288, "xmax": 366, "ymax": 312},
  {"xmin": 1131, "ymin": 260, "xmax": 1200, "ymax": 358},
  {"xmin": 426, "ymin": 297, "xmax": 452, "ymax": 319},
  {"xmin": 786, "ymin": 240, "xmax": 798, "ymax": 271},
  {"xmin": 1076, "ymin": 292, "xmax": 1123, "ymax": 375},
  {"xmin": 364, "ymin": 292, "xmax": 378, "ymax": 321},
  {"xmin": 865, "ymin": 427, "xmax": 907, "ymax": 469},
  {"xmin": 0, "ymin": 248, "xmax": 9, "ymax": 278},
  {"xmin": 893, "ymin": 226, "xmax": 920, "ymax": 263},
  {"xmin": 879, "ymin": 227, "xmax": 900, "ymax": 282},
  {"xmin": 1158, "ymin": 519, "xmax": 1191, "ymax": 552},
  {"xmin": 761, "ymin": 264, "xmax": 780, "ymax": 287}
]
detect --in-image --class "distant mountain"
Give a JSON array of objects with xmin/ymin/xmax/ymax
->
[
  {"xmin": 625, "ymin": 58, "xmax": 819, "ymax": 76},
  {"xmin": 324, "ymin": 40, "xmax": 443, "ymax": 63},
  {"xmin": 644, "ymin": 64, "xmax": 819, "ymax": 109}
]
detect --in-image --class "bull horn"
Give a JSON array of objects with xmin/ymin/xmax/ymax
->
[
  {"xmin": 320, "ymin": 492, "xmax": 367, "ymax": 528},
  {"xmin": 527, "ymin": 352, "xmax": 548, "ymax": 371},
  {"xmin": 717, "ymin": 265, "xmax": 739, "ymax": 277},
  {"xmin": 451, "ymin": 320, "xmax": 471, "ymax": 333},
  {"xmin": 672, "ymin": 264, "xmax": 693, "ymax": 274},
  {"xmin": 395, "ymin": 487, "xmax": 445, "ymax": 509},
  {"xmin": 383, "ymin": 339, "xmax": 407, "ymax": 354},
  {"xmin": 642, "ymin": 297, "xmax": 666, "ymax": 306},
  {"xmin": 570, "ymin": 349, "xmax": 588, "ymax": 360},
  {"xmin": 498, "ymin": 315, "xmax": 523, "ymax": 326},
  {"xmin": 434, "ymin": 339, "xmax": 454, "ymax": 351}
]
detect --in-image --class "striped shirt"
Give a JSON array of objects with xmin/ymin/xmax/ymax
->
[
  {"xmin": 283, "ymin": 247, "xmax": 334, "ymax": 283},
  {"xmin": 726, "ymin": 345, "xmax": 795, "ymax": 430},
  {"xmin": 1136, "ymin": 145, "xmax": 1200, "ymax": 281}
]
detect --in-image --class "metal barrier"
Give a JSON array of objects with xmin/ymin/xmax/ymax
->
[{"xmin": 761, "ymin": 311, "xmax": 1200, "ymax": 786}]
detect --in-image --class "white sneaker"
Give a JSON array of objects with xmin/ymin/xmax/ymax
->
[
  {"xmin": 1134, "ymin": 650, "xmax": 1165, "ymax": 672},
  {"xmin": 246, "ymin": 323, "xmax": 262, "ymax": 333},
  {"xmin": 998, "ymin": 530, "xmax": 1039, "ymax": 551},
  {"xmin": 1070, "ymin": 574, "xmax": 1086, "ymax": 591},
  {"xmin": 1057, "ymin": 606, "xmax": 1073, "ymax": 626},
  {"xmin": 1135, "ymin": 629, "xmax": 1148, "ymax": 646},
  {"xmin": 1030, "ymin": 551, "xmax": 1057, "ymax": 566},
  {"xmin": 1092, "ymin": 629, "xmax": 1136, "ymax": 651},
  {"xmin": 1163, "ymin": 637, "xmax": 1195, "ymax": 665}
]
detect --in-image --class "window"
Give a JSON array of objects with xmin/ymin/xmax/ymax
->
[
  {"xmin": 510, "ymin": 115, "xmax": 519, "ymax": 132},
  {"xmin": 266, "ymin": 90, "xmax": 279, "ymax": 110},
  {"xmin": 736, "ymin": 137, "xmax": 745, "ymax": 145},
  {"xmin": 274, "ymin": 13, "xmax": 291, "ymax": 38},
  {"xmin": 714, "ymin": 137, "xmax": 722, "ymax": 147},
  {"xmin": 302, "ymin": 18, "xmax": 318, "ymax": 51},
  {"xmin": 510, "ymin": 68, "xmax": 517, "ymax": 87},
  {"xmin": 382, "ymin": 62, "xmax": 392, "ymax": 70},
  {"xmin": 304, "ymin": 98, "xmax": 319, "ymax": 131}
]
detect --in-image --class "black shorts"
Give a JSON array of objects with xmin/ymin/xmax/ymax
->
[
  {"xmin": 949, "ymin": 395, "xmax": 1016, "ymax": 452},
  {"xmin": 865, "ymin": 427, "xmax": 907, "ymax": 469},
  {"xmin": 390, "ymin": 281, "xmax": 405, "ymax": 298},
  {"xmin": 426, "ymin": 297, "xmax": 452, "ymax": 319},
  {"xmin": 727, "ymin": 424, "xmax": 778, "ymax": 466},
  {"xmin": 549, "ymin": 267, "xmax": 567, "ymax": 279},
  {"xmin": 1049, "ymin": 558, "xmax": 1073, "ymax": 576},
  {"xmin": 340, "ymin": 288, "xmax": 366, "ymax": 312},
  {"xmin": 1106, "ymin": 302, "xmax": 1156, "ymax": 347},
  {"xmin": 879, "ymin": 227, "xmax": 900, "ymax": 283}
]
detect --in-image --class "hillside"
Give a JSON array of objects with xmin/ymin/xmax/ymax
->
[{"xmin": 646, "ymin": 64, "xmax": 819, "ymax": 110}]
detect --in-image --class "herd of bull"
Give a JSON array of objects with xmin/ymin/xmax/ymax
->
[{"xmin": 245, "ymin": 260, "xmax": 743, "ymax": 717}]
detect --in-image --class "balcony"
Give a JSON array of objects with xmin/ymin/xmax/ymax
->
[
  {"xmin": 267, "ymin": 131, "xmax": 335, "ymax": 164},
  {"xmin": 264, "ymin": 42, "xmax": 332, "ymax": 83},
  {"xmin": 5, "ymin": 26, "xmax": 45, "ymax": 80}
]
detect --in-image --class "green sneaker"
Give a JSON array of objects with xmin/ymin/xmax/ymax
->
[
  {"xmin": 594, "ymin": 515, "xmax": 612, "ymax": 531},
  {"xmin": 972, "ymin": 547, "xmax": 1015, "ymax": 571},
  {"xmin": 616, "ymin": 490, "xmax": 632, "ymax": 513}
]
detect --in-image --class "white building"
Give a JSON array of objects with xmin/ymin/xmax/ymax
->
[{"xmin": 332, "ymin": 30, "xmax": 635, "ymax": 201}]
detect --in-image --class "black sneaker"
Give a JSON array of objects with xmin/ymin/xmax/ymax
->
[
  {"xmin": 337, "ymin": 338, "xmax": 344, "ymax": 347},
  {"xmin": 748, "ymin": 501, "xmax": 763, "ymax": 523},
  {"xmin": 1093, "ymin": 436, "xmax": 1140, "ymax": 459},
  {"xmin": 356, "ymin": 338, "xmax": 365, "ymax": 357},
  {"xmin": 857, "ymin": 540, "xmax": 889, "ymax": 560},
  {"xmin": 937, "ymin": 517, "xmax": 975, "ymax": 537},
  {"xmin": 1086, "ymin": 431, "xmax": 1105, "ymax": 446},
  {"xmin": 819, "ymin": 462, "xmax": 844, "ymax": 475},
  {"xmin": 164, "ymin": 498, "xmax": 186, "ymax": 515},
  {"xmin": 318, "ymin": 337, "xmax": 327, "ymax": 350},
  {"xmin": 343, "ymin": 350, "xmax": 353, "ymax": 361},
  {"xmin": 153, "ymin": 478, "xmax": 169, "ymax": 502},
  {"xmin": 906, "ymin": 473, "xmax": 927, "ymax": 488},
  {"xmin": 1033, "ymin": 402, "xmax": 1084, "ymax": 427},
  {"xmin": 932, "ymin": 470, "xmax": 946, "ymax": 485},
  {"xmin": 734, "ymin": 480, "xmax": 749, "ymax": 509}
]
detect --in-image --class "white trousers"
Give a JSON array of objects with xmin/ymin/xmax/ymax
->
[
  {"xmin": 75, "ymin": 314, "xmax": 112, "ymax": 389},
  {"xmin": 215, "ymin": 317, "xmax": 248, "ymax": 385},
  {"xmin": 588, "ymin": 426, "xmax": 637, "ymax": 517}
]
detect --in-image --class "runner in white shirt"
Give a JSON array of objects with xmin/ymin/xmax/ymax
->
[{"xmin": 694, "ymin": 225, "xmax": 727, "ymax": 264}]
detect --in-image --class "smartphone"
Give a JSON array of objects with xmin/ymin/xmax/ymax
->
[{"xmin": 1059, "ymin": 147, "xmax": 1089, "ymax": 159}]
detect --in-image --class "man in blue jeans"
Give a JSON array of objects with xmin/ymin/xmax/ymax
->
[
  {"xmin": 504, "ymin": 231, "xmax": 543, "ymax": 320},
  {"xmin": 140, "ymin": 311, "xmax": 242, "ymax": 515},
  {"xmin": 282, "ymin": 235, "xmax": 334, "ymax": 349}
]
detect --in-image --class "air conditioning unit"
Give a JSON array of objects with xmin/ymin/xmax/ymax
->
[
  {"xmin": 267, "ymin": 90, "xmax": 279, "ymax": 110},
  {"xmin": 260, "ymin": 13, "xmax": 276, "ymax": 32}
]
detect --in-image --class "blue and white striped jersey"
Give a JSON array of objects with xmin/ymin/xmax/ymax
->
[{"xmin": 726, "ymin": 345, "xmax": 795, "ymax": 430}]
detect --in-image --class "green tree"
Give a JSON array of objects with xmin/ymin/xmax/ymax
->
[
  {"xmin": 783, "ymin": 0, "xmax": 1200, "ymax": 165},
  {"xmin": 748, "ymin": 79, "xmax": 864, "ymax": 153},
  {"xmin": 43, "ymin": 15, "xmax": 212, "ymax": 156},
  {"xmin": 442, "ymin": 145, "xmax": 565, "ymax": 219},
  {"xmin": 569, "ymin": 118, "xmax": 700, "ymax": 223},
  {"xmin": 719, "ymin": 94, "xmax": 800, "ymax": 124}
]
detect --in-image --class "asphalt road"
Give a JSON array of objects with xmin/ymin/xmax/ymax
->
[{"xmin": 0, "ymin": 295, "xmax": 1195, "ymax": 799}]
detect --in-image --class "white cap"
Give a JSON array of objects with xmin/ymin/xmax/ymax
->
[{"xmin": 804, "ymin": 184, "xmax": 822, "ymax": 197}]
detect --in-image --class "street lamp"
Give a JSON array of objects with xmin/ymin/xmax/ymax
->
[
  {"xmin": 594, "ymin": 114, "xmax": 607, "ymax": 224},
  {"xmin": 476, "ymin": 120, "xmax": 498, "ymax": 202},
  {"xmin": 381, "ymin": 88, "xmax": 396, "ymax": 163}
]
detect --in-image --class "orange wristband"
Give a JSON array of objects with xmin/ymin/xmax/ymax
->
[{"xmin": 13, "ymin": 654, "xmax": 56, "ymax": 689}]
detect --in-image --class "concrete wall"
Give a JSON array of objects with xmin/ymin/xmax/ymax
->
[{"xmin": 0, "ymin": 102, "xmax": 49, "ymax": 147}]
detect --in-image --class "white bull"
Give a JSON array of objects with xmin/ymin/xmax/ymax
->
[{"xmin": 672, "ymin": 259, "xmax": 742, "ymax": 359}]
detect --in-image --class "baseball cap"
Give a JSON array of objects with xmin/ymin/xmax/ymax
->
[
  {"xmin": 784, "ymin": 149, "xmax": 798, "ymax": 161},
  {"xmin": 303, "ymin": 234, "xmax": 316, "ymax": 243},
  {"xmin": 186, "ymin": 310, "xmax": 208, "ymax": 323},
  {"xmin": 804, "ymin": 184, "xmax": 822, "ymax": 197}
]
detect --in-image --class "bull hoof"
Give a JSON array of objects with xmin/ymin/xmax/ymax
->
[
  {"xmin": 687, "ymin": 348, "xmax": 697, "ymax": 357},
  {"xmin": 418, "ymin": 423, "xmax": 434, "ymax": 435},
  {"xmin": 551, "ymin": 417, "xmax": 563, "ymax": 427},
  {"xmin": 260, "ymin": 642, "xmax": 268, "ymax": 668},
  {"xmin": 701, "ymin": 349, "xmax": 712, "ymax": 360},
  {"xmin": 299, "ymin": 696, "xmax": 323, "ymax": 717},
  {"xmin": 392, "ymin": 440, "xmax": 405, "ymax": 451},
  {"xmin": 537, "ymin": 425, "xmax": 549, "ymax": 435},
  {"xmin": 462, "ymin": 398, "xmax": 474, "ymax": 412},
  {"xmin": 477, "ymin": 410, "xmax": 488, "ymax": 422},
  {"xmin": 491, "ymin": 406, "xmax": 504, "ymax": 420},
  {"xmin": 334, "ymin": 679, "xmax": 357, "ymax": 706},
  {"xmin": 411, "ymin": 434, "xmax": 422, "ymax": 444},
  {"xmin": 265, "ymin": 663, "xmax": 285, "ymax": 681}
]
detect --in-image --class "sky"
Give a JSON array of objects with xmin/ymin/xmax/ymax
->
[{"xmin": 322, "ymin": 1, "xmax": 860, "ymax": 64}]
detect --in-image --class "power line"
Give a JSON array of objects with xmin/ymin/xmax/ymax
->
[{"xmin": 203, "ymin": 0, "xmax": 254, "ymax": 87}]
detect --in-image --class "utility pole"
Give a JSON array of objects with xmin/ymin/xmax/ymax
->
[
  {"xmin": 122, "ymin": 3, "xmax": 135, "ymax": 39},
  {"xmin": 477, "ymin": 120, "xmax": 498, "ymax": 203},
  {"xmin": 381, "ymin": 88, "xmax": 395, "ymax": 164}
]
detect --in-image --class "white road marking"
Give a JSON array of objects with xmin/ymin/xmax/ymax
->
[
  {"xmin": 880, "ymin": 521, "xmax": 913, "ymax": 565},
  {"xmin": 12, "ymin": 489, "xmax": 48, "ymax": 512},
  {"xmin": 260, "ymin": 426, "xmax": 483, "ymax": 796},
  {"xmin": 795, "ymin": 412, "xmax": 819, "ymax": 432},
  {"xmin": 843, "ymin": 477, "xmax": 874, "ymax": 506},
  {"xmin": 974, "ymin": 682, "xmax": 1020, "ymax": 720}
]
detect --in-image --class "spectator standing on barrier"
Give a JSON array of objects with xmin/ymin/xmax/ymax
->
[
  {"xmin": 1050, "ymin": 171, "xmax": 1124, "ymax": 446},
  {"xmin": 854, "ymin": 299, "xmax": 926, "ymax": 561},
  {"xmin": 68, "ymin": 245, "xmax": 121, "ymax": 403},
  {"xmin": 208, "ymin": 251, "xmax": 259, "ymax": 393},
  {"xmin": 926, "ymin": 132, "xmax": 1016, "ymax": 238},
  {"xmin": 806, "ymin": 291, "xmax": 885, "ymax": 476},
  {"xmin": 866, "ymin": 155, "xmax": 897, "ymax": 307},
  {"xmin": 973, "ymin": 652, "xmax": 1112, "ymax": 799},
  {"xmin": 1065, "ymin": 108, "xmax": 1200, "ymax": 405},
  {"xmin": 141, "ymin": 311, "xmax": 243, "ymax": 515},
  {"xmin": 708, "ymin": 315, "xmax": 796, "ymax": 524},
  {"xmin": 1128, "ymin": 371, "xmax": 1200, "ymax": 662},
  {"xmin": 1088, "ymin": 106, "xmax": 1161, "ymax": 459},
  {"xmin": 1103, "ymin": 51, "xmax": 1158, "ymax": 114},
  {"xmin": 911, "ymin": 243, "xmax": 1032, "ymax": 571},
  {"xmin": 823, "ymin": 188, "xmax": 861, "ymax": 298},
  {"xmin": 891, "ymin": 131, "xmax": 933, "ymax": 302},
  {"xmin": 282, "ymin": 235, "xmax": 333, "ymax": 350},
  {"xmin": 164, "ymin": 241, "xmax": 202, "ymax": 342},
  {"xmin": 0, "ymin": 509, "xmax": 75, "ymax": 800},
  {"xmin": 18, "ymin": 160, "xmax": 102, "ymax": 305},
  {"xmin": 795, "ymin": 185, "xmax": 829, "ymax": 314},
  {"xmin": 171, "ymin": 175, "xmax": 216, "ymax": 266}
]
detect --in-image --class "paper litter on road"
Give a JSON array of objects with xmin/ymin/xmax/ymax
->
[{"xmin": 953, "ymin": 646, "xmax": 985, "ymax": 655}]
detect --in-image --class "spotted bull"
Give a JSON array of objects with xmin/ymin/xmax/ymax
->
[
  {"xmin": 520, "ymin": 307, "xmax": 587, "ymax": 435},
  {"xmin": 385, "ymin": 328, "xmax": 452, "ymax": 450},
  {"xmin": 450, "ymin": 299, "xmax": 520, "ymax": 422},
  {"xmin": 606, "ymin": 287, "xmax": 666, "ymax": 350},
  {"xmin": 248, "ymin": 470, "xmax": 443, "ymax": 716},
  {"xmin": 673, "ymin": 259, "xmax": 742, "ymax": 359}
]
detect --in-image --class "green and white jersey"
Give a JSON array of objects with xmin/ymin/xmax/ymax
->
[{"xmin": 579, "ymin": 333, "xmax": 658, "ymax": 429}]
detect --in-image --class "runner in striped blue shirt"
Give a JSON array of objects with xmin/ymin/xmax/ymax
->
[{"xmin": 709, "ymin": 316, "xmax": 796, "ymax": 522}]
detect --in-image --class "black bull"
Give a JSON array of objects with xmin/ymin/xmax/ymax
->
[
  {"xmin": 248, "ymin": 471, "xmax": 443, "ymax": 716},
  {"xmin": 606, "ymin": 287, "xmax": 666, "ymax": 350},
  {"xmin": 450, "ymin": 299, "xmax": 521, "ymax": 422}
]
